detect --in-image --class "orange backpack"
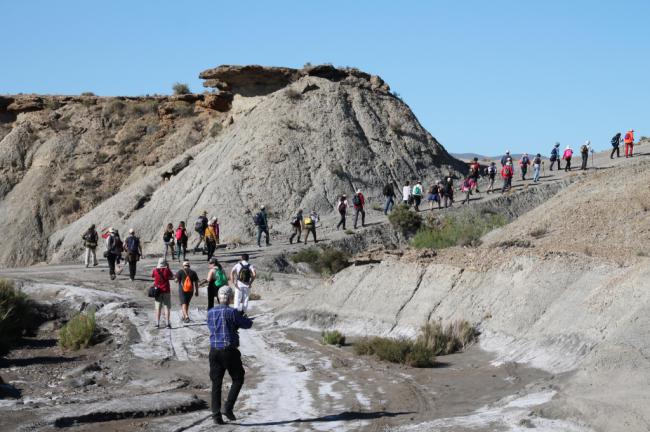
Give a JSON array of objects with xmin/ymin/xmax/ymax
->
[{"xmin": 182, "ymin": 270, "xmax": 193, "ymax": 293}]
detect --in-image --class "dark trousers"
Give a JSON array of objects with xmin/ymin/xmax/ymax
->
[
  {"xmin": 302, "ymin": 226, "xmax": 317, "ymax": 243},
  {"xmin": 176, "ymin": 240, "xmax": 187, "ymax": 260},
  {"xmin": 206, "ymin": 240, "xmax": 216, "ymax": 260},
  {"xmin": 257, "ymin": 226, "xmax": 270, "ymax": 246},
  {"xmin": 501, "ymin": 177, "xmax": 512, "ymax": 192},
  {"xmin": 550, "ymin": 158, "xmax": 561, "ymax": 170},
  {"xmin": 611, "ymin": 146, "xmax": 620, "ymax": 158},
  {"xmin": 521, "ymin": 166, "xmax": 527, "ymax": 180},
  {"xmin": 128, "ymin": 259, "xmax": 137, "ymax": 280},
  {"xmin": 354, "ymin": 208, "xmax": 365, "ymax": 228},
  {"xmin": 207, "ymin": 284, "xmax": 219, "ymax": 310},
  {"xmin": 565, "ymin": 158, "xmax": 571, "ymax": 171},
  {"xmin": 107, "ymin": 254, "xmax": 117, "ymax": 276},
  {"xmin": 289, "ymin": 224, "xmax": 301, "ymax": 243},
  {"xmin": 581, "ymin": 153, "xmax": 588, "ymax": 170},
  {"xmin": 209, "ymin": 347, "xmax": 245, "ymax": 416},
  {"xmin": 337, "ymin": 212, "xmax": 346, "ymax": 230}
]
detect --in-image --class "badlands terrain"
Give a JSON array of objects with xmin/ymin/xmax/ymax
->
[{"xmin": 1, "ymin": 64, "xmax": 649, "ymax": 432}]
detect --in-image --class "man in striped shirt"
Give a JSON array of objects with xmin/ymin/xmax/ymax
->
[{"xmin": 207, "ymin": 286, "xmax": 253, "ymax": 424}]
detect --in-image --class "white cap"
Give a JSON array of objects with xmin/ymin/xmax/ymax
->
[
  {"xmin": 157, "ymin": 258, "xmax": 167, "ymax": 268},
  {"xmin": 129, "ymin": 228, "xmax": 135, "ymax": 234}
]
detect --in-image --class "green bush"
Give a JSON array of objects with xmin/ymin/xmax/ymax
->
[
  {"xmin": 321, "ymin": 330, "xmax": 346, "ymax": 346},
  {"xmin": 388, "ymin": 204, "xmax": 422, "ymax": 236},
  {"xmin": 58, "ymin": 311, "xmax": 96, "ymax": 350},
  {"xmin": 410, "ymin": 210, "xmax": 506, "ymax": 249},
  {"xmin": 172, "ymin": 82, "xmax": 191, "ymax": 95},
  {"xmin": 353, "ymin": 336, "xmax": 435, "ymax": 367},
  {"xmin": 291, "ymin": 247, "xmax": 350, "ymax": 275},
  {"xmin": 415, "ymin": 320, "xmax": 477, "ymax": 355},
  {"xmin": 0, "ymin": 279, "xmax": 34, "ymax": 355}
]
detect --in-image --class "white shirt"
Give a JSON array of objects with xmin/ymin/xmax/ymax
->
[
  {"xmin": 402, "ymin": 185, "xmax": 411, "ymax": 201},
  {"xmin": 231, "ymin": 261, "xmax": 256, "ymax": 288}
]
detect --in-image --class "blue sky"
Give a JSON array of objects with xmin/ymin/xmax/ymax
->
[{"xmin": 2, "ymin": 0, "xmax": 648, "ymax": 155}]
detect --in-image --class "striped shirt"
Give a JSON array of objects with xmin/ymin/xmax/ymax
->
[{"xmin": 207, "ymin": 304, "xmax": 253, "ymax": 349}]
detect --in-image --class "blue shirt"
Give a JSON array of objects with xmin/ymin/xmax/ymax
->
[{"xmin": 207, "ymin": 304, "xmax": 253, "ymax": 349}]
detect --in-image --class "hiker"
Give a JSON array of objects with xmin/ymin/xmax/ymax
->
[
  {"xmin": 610, "ymin": 132, "xmax": 622, "ymax": 159},
  {"xmin": 580, "ymin": 141, "xmax": 590, "ymax": 170},
  {"xmin": 519, "ymin": 153, "xmax": 531, "ymax": 180},
  {"xmin": 175, "ymin": 221, "xmax": 188, "ymax": 262},
  {"xmin": 412, "ymin": 181, "xmax": 424, "ymax": 212},
  {"xmin": 163, "ymin": 223, "xmax": 175, "ymax": 260},
  {"xmin": 206, "ymin": 257, "xmax": 228, "ymax": 310},
  {"xmin": 289, "ymin": 209, "xmax": 303, "ymax": 244},
  {"xmin": 152, "ymin": 258, "xmax": 174, "ymax": 329},
  {"xmin": 336, "ymin": 195, "xmax": 348, "ymax": 230},
  {"xmin": 427, "ymin": 183, "xmax": 441, "ymax": 210},
  {"xmin": 550, "ymin": 143, "xmax": 561, "ymax": 171},
  {"xmin": 624, "ymin": 129, "xmax": 635, "ymax": 158},
  {"xmin": 81, "ymin": 224, "xmax": 99, "ymax": 267},
  {"xmin": 501, "ymin": 161, "xmax": 514, "ymax": 192},
  {"xmin": 207, "ymin": 286, "xmax": 253, "ymax": 425},
  {"xmin": 461, "ymin": 177, "xmax": 476, "ymax": 204},
  {"xmin": 211, "ymin": 218, "xmax": 220, "ymax": 245},
  {"xmin": 402, "ymin": 181, "xmax": 411, "ymax": 206},
  {"xmin": 563, "ymin": 146, "xmax": 573, "ymax": 172},
  {"xmin": 205, "ymin": 218, "xmax": 219, "ymax": 261},
  {"xmin": 500, "ymin": 151, "xmax": 511, "ymax": 167},
  {"xmin": 352, "ymin": 189, "xmax": 366, "ymax": 229},
  {"xmin": 382, "ymin": 182, "xmax": 396, "ymax": 215},
  {"xmin": 194, "ymin": 211, "xmax": 209, "ymax": 253},
  {"xmin": 469, "ymin": 158, "xmax": 481, "ymax": 192},
  {"xmin": 486, "ymin": 162, "xmax": 497, "ymax": 193},
  {"xmin": 254, "ymin": 205, "xmax": 271, "ymax": 248},
  {"xmin": 176, "ymin": 261, "xmax": 199, "ymax": 323},
  {"xmin": 124, "ymin": 228, "xmax": 142, "ymax": 282},
  {"xmin": 230, "ymin": 254, "xmax": 256, "ymax": 314},
  {"xmin": 533, "ymin": 153, "xmax": 542, "ymax": 183},
  {"xmin": 302, "ymin": 210, "xmax": 319, "ymax": 244},
  {"xmin": 442, "ymin": 177, "xmax": 454, "ymax": 208},
  {"xmin": 105, "ymin": 227, "xmax": 123, "ymax": 280}
]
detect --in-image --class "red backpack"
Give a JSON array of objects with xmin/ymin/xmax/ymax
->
[{"xmin": 175, "ymin": 228, "xmax": 184, "ymax": 241}]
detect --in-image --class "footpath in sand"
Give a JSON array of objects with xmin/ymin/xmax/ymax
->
[{"xmin": 0, "ymin": 149, "xmax": 641, "ymax": 431}]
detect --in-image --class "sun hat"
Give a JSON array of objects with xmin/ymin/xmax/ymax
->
[
  {"xmin": 108, "ymin": 227, "xmax": 115, "ymax": 233},
  {"xmin": 182, "ymin": 261, "xmax": 190, "ymax": 267},
  {"xmin": 157, "ymin": 258, "xmax": 167, "ymax": 268},
  {"xmin": 128, "ymin": 228, "xmax": 135, "ymax": 234}
]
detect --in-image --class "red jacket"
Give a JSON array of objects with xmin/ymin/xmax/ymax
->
[
  {"xmin": 501, "ymin": 165, "xmax": 513, "ymax": 179},
  {"xmin": 152, "ymin": 267, "xmax": 174, "ymax": 293}
]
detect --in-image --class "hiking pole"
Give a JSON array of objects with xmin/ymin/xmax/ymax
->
[{"xmin": 542, "ymin": 161, "xmax": 545, "ymax": 178}]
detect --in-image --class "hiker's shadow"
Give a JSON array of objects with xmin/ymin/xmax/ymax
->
[{"xmin": 234, "ymin": 410, "xmax": 415, "ymax": 427}]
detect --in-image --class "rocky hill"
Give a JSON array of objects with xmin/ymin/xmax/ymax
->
[{"xmin": 0, "ymin": 65, "xmax": 465, "ymax": 267}]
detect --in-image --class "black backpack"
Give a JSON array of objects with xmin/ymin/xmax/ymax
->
[
  {"xmin": 238, "ymin": 263, "xmax": 253, "ymax": 284},
  {"xmin": 382, "ymin": 184, "xmax": 392, "ymax": 196},
  {"xmin": 352, "ymin": 194, "xmax": 361, "ymax": 206},
  {"xmin": 611, "ymin": 133, "xmax": 621, "ymax": 147},
  {"xmin": 194, "ymin": 217, "xmax": 204, "ymax": 231}
]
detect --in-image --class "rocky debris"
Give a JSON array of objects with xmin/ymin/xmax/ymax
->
[
  {"xmin": 6, "ymin": 95, "xmax": 44, "ymax": 112},
  {"xmin": 160, "ymin": 155, "xmax": 194, "ymax": 181},
  {"xmin": 43, "ymin": 392, "xmax": 207, "ymax": 427},
  {"xmin": 61, "ymin": 362, "xmax": 102, "ymax": 379},
  {"xmin": 199, "ymin": 64, "xmax": 391, "ymax": 96},
  {"xmin": 197, "ymin": 91, "xmax": 234, "ymax": 112}
]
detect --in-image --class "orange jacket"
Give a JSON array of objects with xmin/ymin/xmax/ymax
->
[{"xmin": 624, "ymin": 131, "xmax": 634, "ymax": 144}]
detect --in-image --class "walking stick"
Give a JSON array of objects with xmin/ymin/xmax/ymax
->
[{"xmin": 542, "ymin": 161, "xmax": 545, "ymax": 178}]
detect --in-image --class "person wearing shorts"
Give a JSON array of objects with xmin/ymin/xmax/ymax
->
[
  {"xmin": 152, "ymin": 258, "xmax": 174, "ymax": 329},
  {"xmin": 176, "ymin": 261, "xmax": 199, "ymax": 323}
]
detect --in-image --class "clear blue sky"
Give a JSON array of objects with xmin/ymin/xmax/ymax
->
[{"xmin": 2, "ymin": 0, "xmax": 648, "ymax": 155}]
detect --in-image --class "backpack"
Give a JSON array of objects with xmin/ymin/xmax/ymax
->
[
  {"xmin": 110, "ymin": 235, "xmax": 123, "ymax": 254},
  {"xmin": 382, "ymin": 184, "xmax": 392, "ymax": 196},
  {"xmin": 337, "ymin": 202, "xmax": 346, "ymax": 213},
  {"xmin": 534, "ymin": 157, "xmax": 542, "ymax": 165},
  {"xmin": 126, "ymin": 236, "xmax": 139, "ymax": 253},
  {"xmin": 182, "ymin": 270, "xmax": 193, "ymax": 293},
  {"xmin": 175, "ymin": 228, "xmax": 184, "ymax": 241},
  {"xmin": 611, "ymin": 133, "xmax": 621, "ymax": 147},
  {"xmin": 488, "ymin": 165, "xmax": 496, "ymax": 175},
  {"xmin": 238, "ymin": 263, "xmax": 253, "ymax": 284},
  {"xmin": 352, "ymin": 194, "xmax": 361, "ymax": 206},
  {"xmin": 580, "ymin": 144, "xmax": 588, "ymax": 154},
  {"xmin": 550, "ymin": 147, "xmax": 558, "ymax": 161},
  {"xmin": 290, "ymin": 215, "xmax": 300, "ymax": 226},
  {"xmin": 214, "ymin": 268, "xmax": 228, "ymax": 288},
  {"xmin": 253, "ymin": 212, "xmax": 264, "ymax": 226},
  {"xmin": 521, "ymin": 156, "xmax": 529, "ymax": 165},
  {"xmin": 163, "ymin": 231, "xmax": 172, "ymax": 242},
  {"xmin": 413, "ymin": 185, "xmax": 422, "ymax": 196},
  {"xmin": 194, "ymin": 217, "xmax": 204, "ymax": 231},
  {"xmin": 303, "ymin": 216, "xmax": 313, "ymax": 226}
]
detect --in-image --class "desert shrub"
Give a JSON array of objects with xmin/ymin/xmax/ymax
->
[
  {"xmin": 0, "ymin": 279, "xmax": 35, "ymax": 355},
  {"xmin": 172, "ymin": 82, "xmax": 191, "ymax": 95},
  {"xmin": 257, "ymin": 271, "xmax": 274, "ymax": 282},
  {"xmin": 128, "ymin": 100, "xmax": 158, "ymax": 116},
  {"xmin": 44, "ymin": 98, "xmax": 62, "ymax": 110},
  {"xmin": 410, "ymin": 210, "xmax": 506, "ymax": 249},
  {"xmin": 291, "ymin": 247, "xmax": 350, "ymax": 275},
  {"xmin": 58, "ymin": 311, "xmax": 96, "ymax": 350},
  {"xmin": 354, "ymin": 336, "xmax": 435, "ymax": 368},
  {"xmin": 285, "ymin": 88, "xmax": 302, "ymax": 100},
  {"xmin": 81, "ymin": 92, "xmax": 95, "ymax": 96},
  {"xmin": 103, "ymin": 99, "xmax": 125, "ymax": 116},
  {"xmin": 415, "ymin": 320, "xmax": 477, "ymax": 356},
  {"xmin": 60, "ymin": 196, "xmax": 82, "ymax": 215},
  {"xmin": 172, "ymin": 101, "xmax": 194, "ymax": 117},
  {"xmin": 497, "ymin": 239, "xmax": 531, "ymax": 248},
  {"xmin": 209, "ymin": 122, "xmax": 222, "ymax": 137},
  {"xmin": 321, "ymin": 330, "xmax": 346, "ymax": 346},
  {"xmin": 371, "ymin": 202, "xmax": 383, "ymax": 211},
  {"xmin": 388, "ymin": 204, "xmax": 422, "ymax": 236},
  {"xmin": 529, "ymin": 226, "xmax": 548, "ymax": 239},
  {"xmin": 249, "ymin": 292, "xmax": 261, "ymax": 301},
  {"xmin": 389, "ymin": 118, "xmax": 404, "ymax": 135}
]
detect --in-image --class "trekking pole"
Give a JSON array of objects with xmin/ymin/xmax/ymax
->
[{"xmin": 542, "ymin": 161, "xmax": 545, "ymax": 178}]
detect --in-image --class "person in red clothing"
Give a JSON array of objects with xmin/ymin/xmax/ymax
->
[
  {"xmin": 624, "ymin": 129, "xmax": 635, "ymax": 158},
  {"xmin": 501, "ymin": 161, "xmax": 514, "ymax": 193},
  {"xmin": 352, "ymin": 189, "xmax": 365, "ymax": 229},
  {"xmin": 152, "ymin": 258, "xmax": 174, "ymax": 329}
]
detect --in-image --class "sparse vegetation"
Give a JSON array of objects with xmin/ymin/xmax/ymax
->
[
  {"xmin": 389, "ymin": 118, "xmax": 404, "ymax": 135},
  {"xmin": 321, "ymin": 330, "xmax": 346, "ymax": 346},
  {"xmin": 172, "ymin": 82, "xmax": 191, "ymax": 95},
  {"xmin": 291, "ymin": 247, "xmax": 350, "ymax": 275},
  {"xmin": 58, "ymin": 311, "xmax": 96, "ymax": 350},
  {"xmin": 285, "ymin": 88, "xmax": 302, "ymax": 100},
  {"xmin": 81, "ymin": 92, "xmax": 96, "ymax": 97},
  {"xmin": 0, "ymin": 279, "xmax": 35, "ymax": 355},
  {"xmin": 249, "ymin": 292, "xmax": 262, "ymax": 301},
  {"xmin": 388, "ymin": 204, "xmax": 422, "ymax": 236},
  {"xmin": 60, "ymin": 196, "xmax": 82, "ymax": 215},
  {"xmin": 410, "ymin": 210, "xmax": 507, "ymax": 249},
  {"xmin": 209, "ymin": 122, "xmax": 222, "ymax": 137},
  {"xmin": 257, "ymin": 271, "xmax": 274, "ymax": 282},
  {"xmin": 371, "ymin": 202, "xmax": 383, "ymax": 211},
  {"xmin": 128, "ymin": 100, "xmax": 158, "ymax": 116},
  {"xmin": 329, "ymin": 163, "xmax": 347, "ymax": 179},
  {"xmin": 344, "ymin": 229, "xmax": 354, "ymax": 235},
  {"xmin": 529, "ymin": 225, "xmax": 549, "ymax": 239},
  {"xmin": 103, "ymin": 99, "xmax": 126, "ymax": 116},
  {"xmin": 636, "ymin": 251, "xmax": 648, "ymax": 257},
  {"xmin": 172, "ymin": 101, "xmax": 194, "ymax": 117},
  {"xmin": 497, "ymin": 239, "xmax": 532, "ymax": 248},
  {"xmin": 415, "ymin": 320, "xmax": 477, "ymax": 355}
]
